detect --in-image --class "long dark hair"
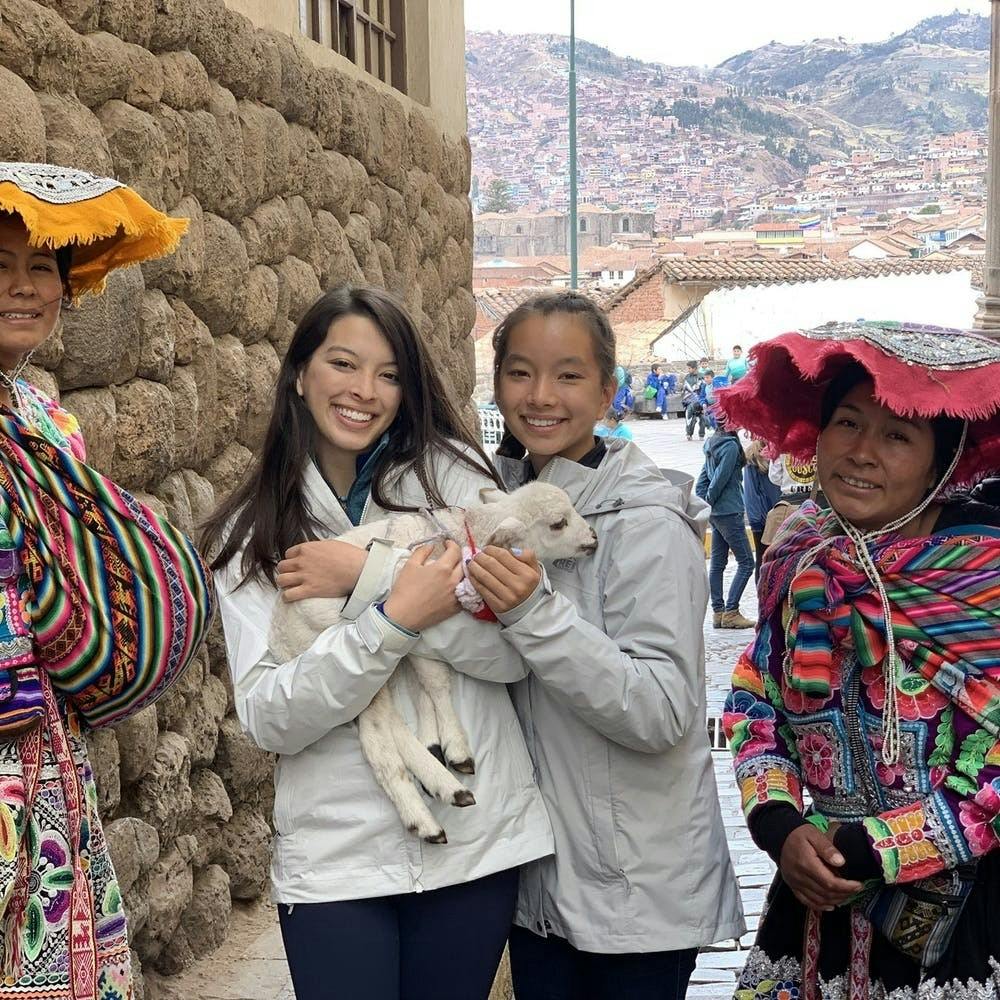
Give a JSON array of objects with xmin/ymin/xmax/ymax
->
[
  {"xmin": 491, "ymin": 291, "xmax": 616, "ymax": 459},
  {"xmin": 201, "ymin": 284, "xmax": 502, "ymax": 584}
]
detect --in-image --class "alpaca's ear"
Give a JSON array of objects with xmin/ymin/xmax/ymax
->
[
  {"xmin": 479, "ymin": 487, "xmax": 506, "ymax": 505},
  {"xmin": 483, "ymin": 517, "xmax": 526, "ymax": 549}
]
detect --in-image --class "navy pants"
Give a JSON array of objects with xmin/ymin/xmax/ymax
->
[
  {"xmin": 278, "ymin": 867, "xmax": 519, "ymax": 1000},
  {"xmin": 709, "ymin": 512, "xmax": 754, "ymax": 613},
  {"xmin": 509, "ymin": 925, "xmax": 698, "ymax": 1000}
]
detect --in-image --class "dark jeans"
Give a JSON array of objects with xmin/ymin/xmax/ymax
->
[
  {"xmin": 709, "ymin": 512, "xmax": 754, "ymax": 613},
  {"xmin": 685, "ymin": 403, "xmax": 705, "ymax": 438},
  {"xmin": 752, "ymin": 527, "xmax": 767, "ymax": 584},
  {"xmin": 277, "ymin": 867, "xmax": 519, "ymax": 1000},
  {"xmin": 509, "ymin": 925, "xmax": 698, "ymax": 1000}
]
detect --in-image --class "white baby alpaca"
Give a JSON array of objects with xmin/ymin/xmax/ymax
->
[{"xmin": 269, "ymin": 482, "xmax": 597, "ymax": 843}]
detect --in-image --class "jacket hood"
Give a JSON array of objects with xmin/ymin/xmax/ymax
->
[{"xmin": 495, "ymin": 439, "xmax": 709, "ymax": 539}]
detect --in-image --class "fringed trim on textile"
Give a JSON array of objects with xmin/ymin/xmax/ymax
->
[{"xmin": 0, "ymin": 184, "xmax": 189, "ymax": 300}]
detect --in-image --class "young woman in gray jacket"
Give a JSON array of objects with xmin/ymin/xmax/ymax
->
[
  {"xmin": 201, "ymin": 286, "xmax": 553, "ymax": 1000},
  {"xmin": 467, "ymin": 292, "xmax": 745, "ymax": 1000}
]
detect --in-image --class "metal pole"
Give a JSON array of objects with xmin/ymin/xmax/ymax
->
[
  {"xmin": 569, "ymin": 0, "xmax": 578, "ymax": 289},
  {"xmin": 974, "ymin": 0, "xmax": 1000, "ymax": 335}
]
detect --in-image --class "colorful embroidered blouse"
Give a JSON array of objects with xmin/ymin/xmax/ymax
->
[{"xmin": 724, "ymin": 503, "xmax": 1000, "ymax": 886}]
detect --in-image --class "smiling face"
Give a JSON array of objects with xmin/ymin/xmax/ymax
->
[
  {"xmin": 495, "ymin": 312, "xmax": 615, "ymax": 473},
  {"xmin": 297, "ymin": 313, "xmax": 402, "ymax": 482},
  {"xmin": 0, "ymin": 215, "xmax": 64, "ymax": 371},
  {"xmin": 816, "ymin": 379, "xmax": 938, "ymax": 532}
]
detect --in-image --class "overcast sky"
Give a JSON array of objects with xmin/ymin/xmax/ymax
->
[{"xmin": 464, "ymin": 1, "xmax": 985, "ymax": 68}]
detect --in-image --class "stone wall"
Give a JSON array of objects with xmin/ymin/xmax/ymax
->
[{"xmin": 0, "ymin": 0, "xmax": 475, "ymax": 991}]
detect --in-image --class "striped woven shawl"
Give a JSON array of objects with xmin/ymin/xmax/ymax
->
[{"xmin": 760, "ymin": 502, "xmax": 1000, "ymax": 736}]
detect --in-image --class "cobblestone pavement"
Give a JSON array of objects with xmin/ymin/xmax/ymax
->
[{"xmin": 152, "ymin": 416, "xmax": 765, "ymax": 999}]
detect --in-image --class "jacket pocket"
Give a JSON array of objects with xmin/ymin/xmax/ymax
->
[
  {"xmin": 273, "ymin": 756, "xmax": 293, "ymax": 836},
  {"xmin": 581, "ymin": 742, "xmax": 624, "ymax": 883}
]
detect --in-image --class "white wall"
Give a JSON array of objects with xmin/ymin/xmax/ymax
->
[{"xmin": 652, "ymin": 269, "xmax": 979, "ymax": 363}]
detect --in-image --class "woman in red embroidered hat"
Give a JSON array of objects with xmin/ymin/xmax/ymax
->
[
  {"xmin": 721, "ymin": 321, "xmax": 1000, "ymax": 1000},
  {"xmin": 0, "ymin": 162, "xmax": 214, "ymax": 1000}
]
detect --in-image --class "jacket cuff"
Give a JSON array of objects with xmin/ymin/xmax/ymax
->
[
  {"xmin": 833, "ymin": 823, "xmax": 882, "ymax": 881},
  {"xmin": 356, "ymin": 603, "xmax": 420, "ymax": 656},
  {"xmin": 496, "ymin": 576, "xmax": 552, "ymax": 627}
]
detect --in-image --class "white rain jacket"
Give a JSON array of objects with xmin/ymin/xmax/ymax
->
[
  {"xmin": 493, "ymin": 439, "xmax": 745, "ymax": 953},
  {"xmin": 216, "ymin": 444, "xmax": 553, "ymax": 903}
]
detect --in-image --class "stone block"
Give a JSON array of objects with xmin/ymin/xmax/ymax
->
[
  {"xmin": 38, "ymin": 92, "xmax": 112, "ymax": 175},
  {"xmin": 179, "ymin": 109, "xmax": 225, "ymax": 214},
  {"xmin": 134, "ymin": 834, "xmax": 196, "ymax": 966},
  {"xmin": 312, "ymin": 210, "xmax": 357, "ymax": 289},
  {"xmin": 155, "ymin": 470, "xmax": 193, "ymax": 535},
  {"xmin": 158, "ymin": 50, "xmax": 210, "ymax": 110},
  {"xmin": 0, "ymin": 0, "xmax": 81, "ymax": 92},
  {"xmin": 206, "ymin": 83, "xmax": 247, "ymax": 221},
  {"xmin": 115, "ymin": 703, "xmax": 160, "ymax": 786},
  {"xmin": 76, "ymin": 31, "xmax": 130, "ymax": 108},
  {"xmin": 149, "ymin": 0, "xmax": 196, "ymax": 53},
  {"xmin": 243, "ymin": 341, "xmax": 281, "ymax": 454},
  {"xmin": 57, "ymin": 266, "xmax": 143, "ymax": 390},
  {"xmin": 333, "ymin": 73, "xmax": 370, "ymax": 166},
  {"xmin": 284, "ymin": 195, "xmax": 317, "ymax": 262},
  {"xmin": 124, "ymin": 42, "xmax": 164, "ymax": 110},
  {"xmin": 178, "ymin": 863, "xmax": 231, "ymax": 959},
  {"xmin": 203, "ymin": 442, "xmax": 253, "ymax": 500},
  {"xmin": 189, "ymin": 768, "xmax": 233, "ymax": 871},
  {"xmin": 143, "ymin": 196, "xmax": 203, "ymax": 297},
  {"xmin": 61, "ymin": 387, "xmax": 116, "ymax": 473},
  {"xmin": 375, "ymin": 90, "xmax": 410, "ymax": 189},
  {"xmin": 236, "ymin": 100, "xmax": 267, "ymax": 212},
  {"xmin": 149, "ymin": 102, "xmax": 188, "ymax": 210},
  {"xmin": 239, "ymin": 197, "xmax": 291, "ymax": 267},
  {"xmin": 34, "ymin": 0, "xmax": 99, "ymax": 32},
  {"xmin": 110, "ymin": 378, "xmax": 176, "ymax": 490},
  {"xmin": 171, "ymin": 673, "xmax": 227, "ymax": 767},
  {"xmin": 193, "ymin": 6, "xmax": 263, "ymax": 101},
  {"xmin": 99, "ymin": 99, "xmax": 167, "ymax": 210},
  {"xmin": 187, "ymin": 213, "xmax": 249, "ymax": 336},
  {"xmin": 85, "ymin": 727, "xmax": 121, "ymax": 816},
  {"xmin": 312, "ymin": 65, "xmax": 342, "ymax": 149},
  {"xmin": 131, "ymin": 731, "xmax": 192, "ymax": 845},
  {"xmin": 211, "ymin": 334, "xmax": 248, "ymax": 452},
  {"xmin": 257, "ymin": 103, "xmax": 290, "ymax": 202},
  {"xmin": 274, "ymin": 255, "xmax": 321, "ymax": 326},
  {"xmin": 284, "ymin": 122, "xmax": 325, "ymax": 210},
  {"xmin": 166, "ymin": 366, "xmax": 197, "ymax": 468},
  {"xmin": 213, "ymin": 716, "xmax": 273, "ymax": 802},
  {"xmin": 104, "ymin": 816, "xmax": 160, "ymax": 896},
  {"xmin": 179, "ymin": 468, "xmax": 215, "ymax": 524},
  {"xmin": 239, "ymin": 265, "xmax": 279, "ymax": 346},
  {"xmin": 213, "ymin": 806, "xmax": 270, "ymax": 899},
  {"xmin": 137, "ymin": 289, "xmax": 177, "ymax": 383},
  {"xmin": 262, "ymin": 27, "xmax": 314, "ymax": 127},
  {"xmin": 409, "ymin": 108, "xmax": 443, "ymax": 178},
  {"xmin": 98, "ymin": 0, "xmax": 155, "ymax": 46},
  {"xmin": 31, "ymin": 319, "xmax": 63, "ymax": 371},
  {"xmin": 0, "ymin": 66, "xmax": 46, "ymax": 162}
]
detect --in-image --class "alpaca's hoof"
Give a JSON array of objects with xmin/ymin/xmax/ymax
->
[
  {"xmin": 452, "ymin": 789, "xmax": 476, "ymax": 808},
  {"xmin": 451, "ymin": 758, "xmax": 475, "ymax": 775},
  {"xmin": 423, "ymin": 829, "xmax": 448, "ymax": 844},
  {"xmin": 427, "ymin": 744, "xmax": 447, "ymax": 766}
]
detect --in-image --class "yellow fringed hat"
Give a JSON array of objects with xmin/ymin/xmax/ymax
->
[{"xmin": 0, "ymin": 162, "xmax": 189, "ymax": 299}]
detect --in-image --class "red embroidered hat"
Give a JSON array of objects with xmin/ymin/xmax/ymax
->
[{"xmin": 716, "ymin": 320, "xmax": 1000, "ymax": 489}]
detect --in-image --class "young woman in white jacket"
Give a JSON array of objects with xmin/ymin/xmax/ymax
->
[
  {"xmin": 465, "ymin": 292, "xmax": 745, "ymax": 1000},
  {"xmin": 201, "ymin": 286, "xmax": 553, "ymax": 1000}
]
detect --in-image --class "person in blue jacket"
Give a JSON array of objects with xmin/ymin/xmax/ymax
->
[
  {"xmin": 695, "ymin": 414, "xmax": 755, "ymax": 629},
  {"xmin": 742, "ymin": 437, "xmax": 781, "ymax": 582},
  {"xmin": 613, "ymin": 365, "xmax": 634, "ymax": 414}
]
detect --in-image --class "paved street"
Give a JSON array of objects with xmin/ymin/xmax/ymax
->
[{"xmin": 149, "ymin": 414, "xmax": 764, "ymax": 1000}]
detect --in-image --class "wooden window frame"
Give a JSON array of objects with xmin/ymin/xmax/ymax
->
[{"xmin": 323, "ymin": 0, "xmax": 407, "ymax": 94}]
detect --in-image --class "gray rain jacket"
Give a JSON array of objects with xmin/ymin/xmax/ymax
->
[{"xmin": 494, "ymin": 439, "xmax": 745, "ymax": 953}]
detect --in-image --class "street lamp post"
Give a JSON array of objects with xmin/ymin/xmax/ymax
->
[
  {"xmin": 569, "ymin": 0, "xmax": 578, "ymax": 289},
  {"xmin": 974, "ymin": 0, "xmax": 1000, "ymax": 334}
]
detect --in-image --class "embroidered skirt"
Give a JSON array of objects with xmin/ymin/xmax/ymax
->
[
  {"xmin": 0, "ymin": 722, "xmax": 132, "ymax": 1000},
  {"xmin": 736, "ymin": 854, "xmax": 1000, "ymax": 1000}
]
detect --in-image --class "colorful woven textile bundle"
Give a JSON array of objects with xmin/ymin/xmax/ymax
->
[
  {"xmin": 0, "ymin": 409, "xmax": 214, "ymax": 728},
  {"xmin": 762, "ymin": 502, "xmax": 1000, "ymax": 733}
]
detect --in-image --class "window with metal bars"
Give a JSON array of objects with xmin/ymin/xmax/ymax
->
[{"xmin": 305, "ymin": 0, "xmax": 407, "ymax": 94}]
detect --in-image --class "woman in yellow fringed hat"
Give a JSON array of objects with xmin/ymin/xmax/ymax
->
[{"xmin": 0, "ymin": 162, "xmax": 214, "ymax": 999}]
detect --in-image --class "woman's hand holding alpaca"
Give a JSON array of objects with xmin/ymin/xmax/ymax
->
[
  {"xmin": 276, "ymin": 540, "xmax": 368, "ymax": 601},
  {"xmin": 384, "ymin": 542, "xmax": 464, "ymax": 632},
  {"xmin": 469, "ymin": 546, "xmax": 541, "ymax": 614},
  {"xmin": 779, "ymin": 824, "xmax": 862, "ymax": 912}
]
